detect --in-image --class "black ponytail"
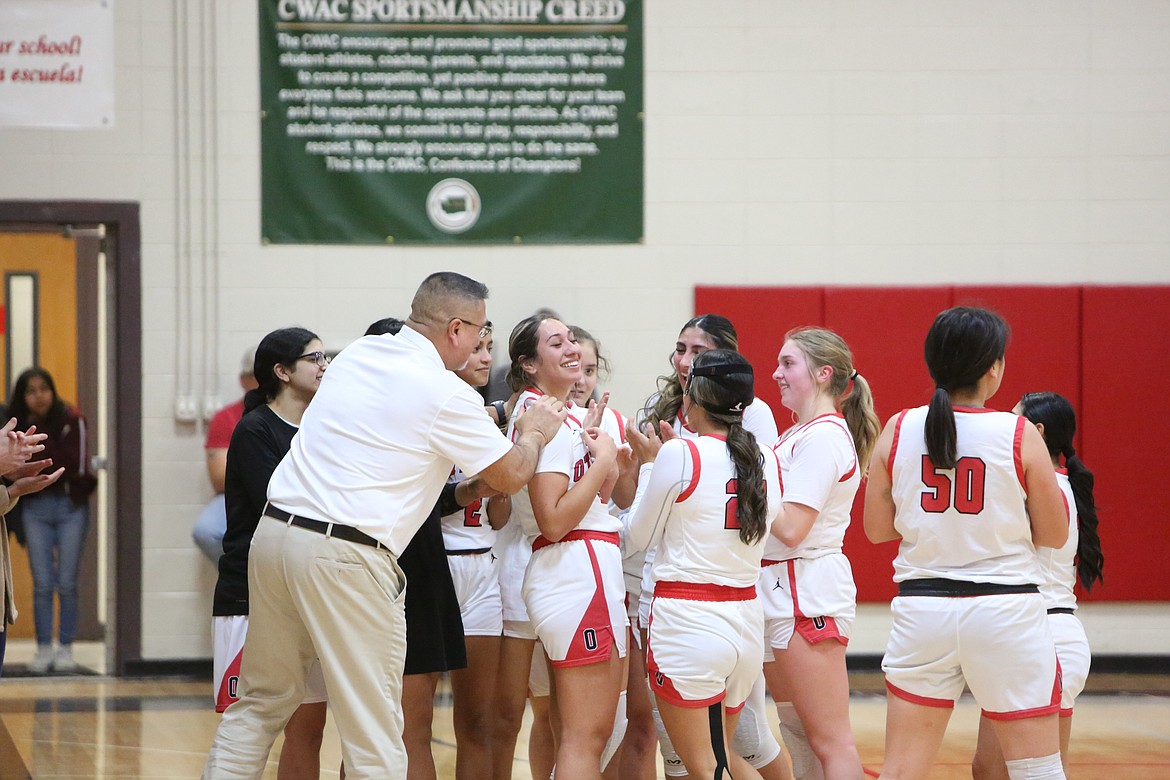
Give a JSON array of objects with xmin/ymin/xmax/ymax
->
[
  {"xmin": 1066, "ymin": 451, "xmax": 1104, "ymax": 591},
  {"xmin": 687, "ymin": 349, "xmax": 767, "ymax": 546},
  {"xmin": 1018, "ymin": 392, "xmax": 1103, "ymax": 591},
  {"xmin": 923, "ymin": 307, "xmax": 1009, "ymax": 469}
]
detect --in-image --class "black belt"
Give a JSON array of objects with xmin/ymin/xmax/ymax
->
[
  {"xmin": 446, "ymin": 547, "xmax": 493, "ymax": 556},
  {"xmin": 1047, "ymin": 607, "xmax": 1076, "ymax": 615},
  {"xmin": 897, "ymin": 578, "xmax": 1039, "ymax": 598},
  {"xmin": 264, "ymin": 506, "xmax": 387, "ymax": 551}
]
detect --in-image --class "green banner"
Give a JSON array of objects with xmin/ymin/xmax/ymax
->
[{"xmin": 259, "ymin": 1, "xmax": 643, "ymax": 244}]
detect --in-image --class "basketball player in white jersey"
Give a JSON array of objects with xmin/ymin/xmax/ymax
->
[
  {"xmin": 972, "ymin": 392, "xmax": 1104, "ymax": 780},
  {"xmin": 864, "ymin": 307, "xmax": 1069, "ymax": 780},
  {"xmin": 501, "ymin": 314, "xmax": 626, "ymax": 780},
  {"xmin": 761, "ymin": 328, "xmax": 880, "ymax": 780},
  {"xmin": 624, "ymin": 349, "xmax": 782, "ymax": 780},
  {"xmin": 637, "ymin": 314, "xmax": 787, "ymax": 780}
]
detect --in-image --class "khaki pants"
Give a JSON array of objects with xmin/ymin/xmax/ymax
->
[{"xmin": 203, "ymin": 516, "xmax": 408, "ymax": 779}]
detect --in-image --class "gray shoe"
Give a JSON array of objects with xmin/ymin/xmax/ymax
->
[
  {"xmin": 29, "ymin": 645, "xmax": 54, "ymax": 674},
  {"xmin": 52, "ymin": 645, "xmax": 78, "ymax": 673}
]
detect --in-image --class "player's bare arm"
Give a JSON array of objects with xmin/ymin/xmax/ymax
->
[{"xmin": 479, "ymin": 395, "xmax": 566, "ymax": 494}]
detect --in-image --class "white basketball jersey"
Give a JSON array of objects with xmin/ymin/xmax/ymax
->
[
  {"xmin": 508, "ymin": 389, "xmax": 619, "ymax": 542},
  {"xmin": 764, "ymin": 414, "xmax": 860, "ymax": 560},
  {"xmin": 627, "ymin": 435, "xmax": 782, "ymax": 588},
  {"xmin": 673, "ymin": 397, "xmax": 778, "ymax": 444},
  {"xmin": 439, "ymin": 466, "xmax": 495, "ymax": 550},
  {"xmin": 889, "ymin": 406, "xmax": 1042, "ymax": 585},
  {"xmin": 1036, "ymin": 470, "xmax": 1078, "ymax": 610}
]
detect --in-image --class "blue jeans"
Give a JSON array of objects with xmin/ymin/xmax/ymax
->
[{"xmin": 22, "ymin": 491, "xmax": 89, "ymax": 646}]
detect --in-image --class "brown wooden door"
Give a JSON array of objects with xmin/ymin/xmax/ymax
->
[{"xmin": 0, "ymin": 231, "xmax": 100, "ymax": 641}]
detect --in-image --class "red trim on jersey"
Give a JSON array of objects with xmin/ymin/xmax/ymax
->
[
  {"xmin": 726, "ymin": 699, "xmax": 747, "ymax": 715},
  {"xmin": 953, "ymin": 405, "xmax": 994, "ymax": 413},
  {"xmin": 551, "ymin": 536, "xmax": 617, "ymax": 668},
  {"xmin": 609, "ymin": 409, "xmax": 628, "ymax": 443},
  {"xmin": 1059, "ymin": 707, "xmax": 1074, "ymax": 718},
  {"xmin": 675, "ymin": 439, "xmax": 702, "ymax": 502},
  {"xmin": 1013, "ymin": 415, "xmax": 1027, "ymax": 492},
  {"xmin": 888, "ymin": 410, "xmax": 908, "ymax": 481},
  {"xmin": 565, "ymin": 411, "xmax": 583, "ymax": 428},
  {"xmin": 676, "ymin": 407, "xmax": 696, "ymax": 434},
  {"xmin": 705, "ymin": 433, "xmax": 727, "ymax": 442},
  {"xmin": 760, "ymin": 558, "xmax": 786, "ymax": 568},
  {"xmin": 1059, "ymin": 489, "xmax": 1071, "ymax": 526},
  {"xmin": 886, "ymin": 680, "xmax": 954, "ymax": 709},
  {"xmin": 531, "ymin": 530, "xmax": 620, "ymax": 553},
  {"xmin": 769, "ymin": 447, "xmax": 784, "ymax": 493},
  {"xmin": 1055, "ymin": 467, "xmax": 1068, "ymax": 475},
  {"xmin": 654, "ymin": 581, "xmax": 756, "ymax": 602},
  {"xmin": 839, "ymin": 457, "xmax": 858, "ymax": 483}
]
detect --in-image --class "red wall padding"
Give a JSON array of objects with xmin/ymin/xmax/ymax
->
[{"xmin": 695, "ymin": 285, "xmax": 1168, "ymax": 602}]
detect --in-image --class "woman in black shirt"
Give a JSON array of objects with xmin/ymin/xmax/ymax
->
[{"xmin": 211, "ymin": 327, "xmax": 329, "ymax": 780}]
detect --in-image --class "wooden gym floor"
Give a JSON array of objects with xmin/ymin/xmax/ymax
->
[{"xmin": 1, "ymin": 641, "xmax": 1167, "ymax": 778}]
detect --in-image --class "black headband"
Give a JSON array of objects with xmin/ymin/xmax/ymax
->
[{"xmin": 689, "ymin": 363, "xmax": 754, "ymax": 379}]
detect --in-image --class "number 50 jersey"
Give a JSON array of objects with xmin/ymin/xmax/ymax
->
[{"xmin": 888, "ymin": 405, "xmax": 1042, "ymax": 586}]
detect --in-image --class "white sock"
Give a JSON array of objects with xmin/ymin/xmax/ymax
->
[
  {"xmin": 775, "ymin": 701, "xmax": 825, "ymax": 780},
  {"xmin": 1005, "ymin": 752, "xmax": 1065, "ymax": 780},
  {"xmin": 601, "ymin": 690, "xmax": 628, "ymax": 771}
]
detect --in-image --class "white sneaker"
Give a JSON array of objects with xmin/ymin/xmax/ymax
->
[
  {"xmin": 29, "ymin": 645, "xmax": 54, "ymax": 674},
  {"xmin": 52, "ymin": 645, "xmax": 78, "ymax": 673}
]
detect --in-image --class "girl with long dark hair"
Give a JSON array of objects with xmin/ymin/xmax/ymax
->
[
  {"xmin": 498, "ymin": 313, "xmax": 626, "ymax": 780},
  {"xmin": 7, "ymin": 367, "xmax": 93, "ymax": 674},
  {"xmin": 211, "ymin": 327, "xmax": 331, "ymax": 779},
  {"xmin": 624, "ymin": 349, "xmax": 781, "ymax": 779},
  {"xmin": 971, "ymin": 391, "xmax": 1103, "ymax": 780},
  {"xmin": 637, "ymin": 315, "xmax": 785, "ymax": 780},
  {"xmin": 864, "ymin": 307, "xmax": 1069, "ymax": 780}
]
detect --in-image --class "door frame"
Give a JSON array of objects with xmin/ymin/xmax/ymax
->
[{"xmin": 0, "ymin": 200, "xmax": 141, "ymax": 676}]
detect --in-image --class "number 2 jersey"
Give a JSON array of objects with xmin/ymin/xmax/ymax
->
[
  {"xmin": 888, "ymin": 405, "xmax": 1042, "ymax": 586},
  {"xmin": 626, "ymin": 434, "xmax": 783, "ymax": 588}
]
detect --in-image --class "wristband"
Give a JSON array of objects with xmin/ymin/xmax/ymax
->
[{"xmin": 491, "ymin": 400, "xmax": 508, "ymax": 431}]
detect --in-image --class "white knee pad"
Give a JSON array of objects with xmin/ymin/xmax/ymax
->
[
  {"xmin": 601, "ymin": 690, "xmax": 628, "ymax": 771},
  {"xmin": 775, "ymin": 701, "xmax": 825, "ymax": 780},
  {"xmin": 650, "ymin": 693, "xmax": 688, "ymax": 777},
  {"xmin": 1005, "ymin": 753, "xmax": 1065, "ymax": 780},
  {"xmin": 732, "ymin": 675, "xmax": 782, "ymax": 769}
]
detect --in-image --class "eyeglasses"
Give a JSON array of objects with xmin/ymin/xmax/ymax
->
[
  {"xmin": 452, "ymin": 317, "xmax": 492, "ymax": 340},
  {"xmin": 297, "ymin": 351, "xmax": 331, "ymax": 368}
]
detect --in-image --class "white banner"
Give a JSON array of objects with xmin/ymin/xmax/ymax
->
[{"xmin": 0, "ymin": 0, "xmax": 115, "ymax": 128}]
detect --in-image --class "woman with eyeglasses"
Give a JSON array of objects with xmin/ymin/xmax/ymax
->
[{"xmin": 211, "ymin": 327, "xmax": 331, "ymax": 780}]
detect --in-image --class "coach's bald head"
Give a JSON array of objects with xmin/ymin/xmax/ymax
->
[{"xmin": 406, "ymin": 272, "xmax": 490, "ymax": 370}]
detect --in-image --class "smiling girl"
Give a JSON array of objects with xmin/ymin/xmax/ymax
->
[{"xmin": 759, "ymin": 327, "xmax": 880, "ymax": 780}]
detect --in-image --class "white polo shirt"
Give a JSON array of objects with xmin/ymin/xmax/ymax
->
[{"xmin": 266, "ymin": 325, "xmax": 514, "ymax": 556}]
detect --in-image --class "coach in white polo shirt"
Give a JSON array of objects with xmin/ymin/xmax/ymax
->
[{"xmin": 203, "ymin": 272, "xmax": 566, "ymax": 779}]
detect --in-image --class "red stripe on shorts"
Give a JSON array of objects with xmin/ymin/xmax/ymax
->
[
  {"xmin": 549, "ymin": 534, "xmax": 617, "ymax": 669},
  {"xmin": 216, "ymin": 647, "xmax": 244, "ymax": 713},
  {"xmin": 886, "ymin": 680, "xmax": 955, "ymax": 709}
]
